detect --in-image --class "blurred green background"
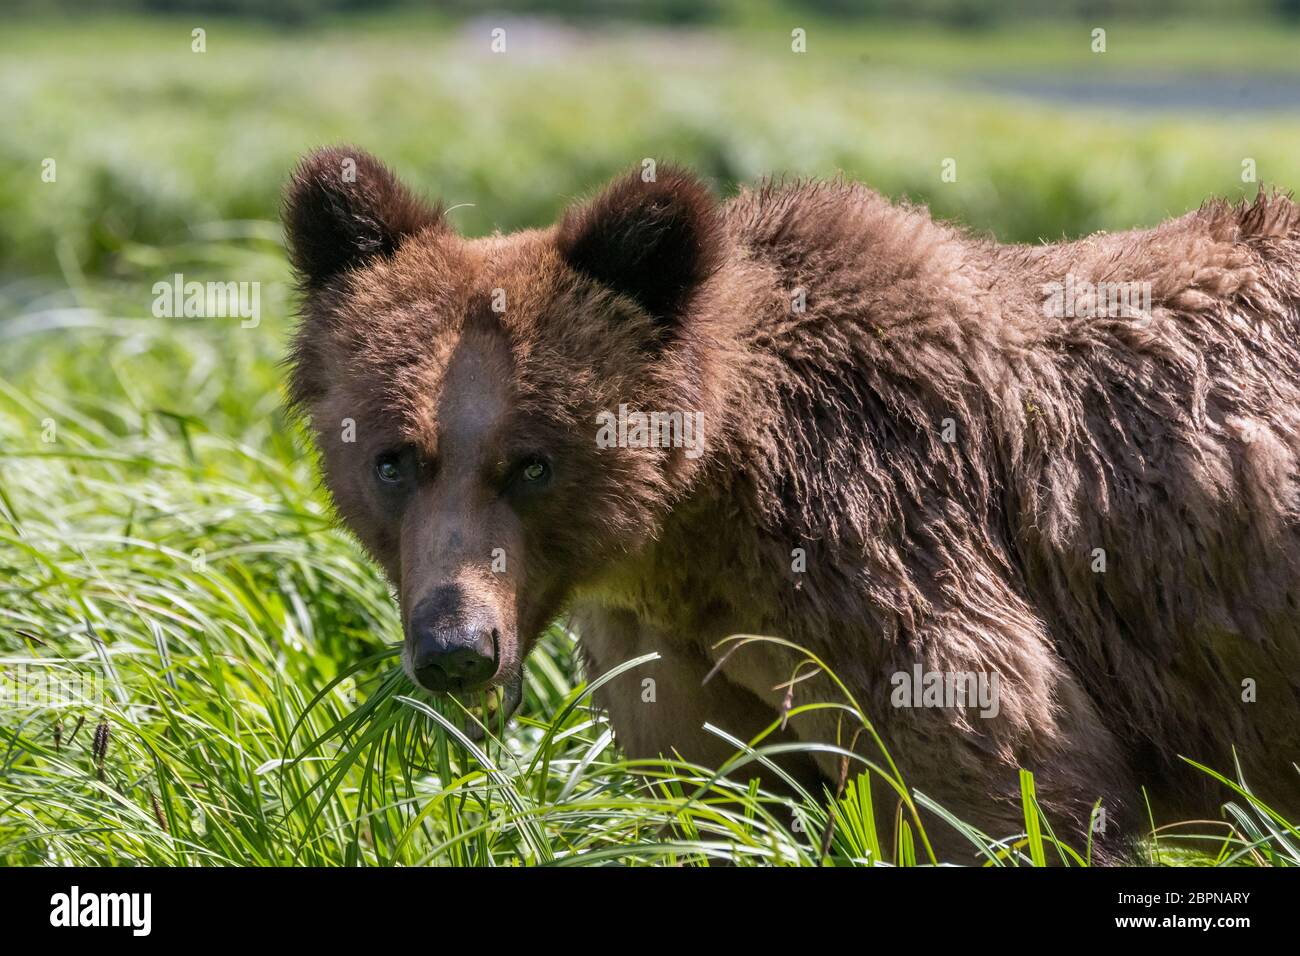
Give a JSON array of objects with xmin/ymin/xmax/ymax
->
[
  {"xmin": 5, "ymin": 1, "xmax": 1300, "ymax": 440},
  {"xmin": 1, "ymin": 0, "xmax": 1299, "ymax": 865}
]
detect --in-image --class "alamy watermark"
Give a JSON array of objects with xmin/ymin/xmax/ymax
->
[
  {"xmin": 1041, "ymin": 273, "xmax": 1152, "ymax": 323},
  {"xmin": 595, "ymin": 403, "xmax": 705, "ymax": 460},
  {"xmin": 152, "ymin": 273, "xmax": 260, "ymax": 328},
  {"xmin": 890, "ymin": 664, "xmax": 1000, "ymax": 718},
  {"xmin": 0, "ymin": 662, "xmax": 107, "ymax": 708},
  {"xmin": 50, "ymin": 886, "xmax": 151, "ymax": 936}
]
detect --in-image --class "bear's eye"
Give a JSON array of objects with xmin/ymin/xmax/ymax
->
[
  {"xmin": 374, "ymin": 451, "xmax": 406, "ymax": 485},
  {"xmin": 519, "ymin": 456, "xmax": 550, "ymax": 485}
]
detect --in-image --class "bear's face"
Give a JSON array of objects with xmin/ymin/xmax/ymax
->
[{"xmin": 284, "ymin": 148, "xmax": 723, "ymax": 710}]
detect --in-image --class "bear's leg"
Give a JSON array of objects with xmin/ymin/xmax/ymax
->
[
  {"xmin": 571, "ymin": 604, "xmax": 823, "ymax": 799},
  {"xmin": 703, "ymin": 636, "xmax": 1140, "ymax": 863}
]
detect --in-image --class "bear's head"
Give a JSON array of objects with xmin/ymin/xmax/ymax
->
[{"xmin": 283, "ymin": 147, "xmax": 725, "ymax": 715}]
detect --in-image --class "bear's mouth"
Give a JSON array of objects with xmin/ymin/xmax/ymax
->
[{"xmin": 461, "ymin": 673, "xmax": 524, "ymax": 742}]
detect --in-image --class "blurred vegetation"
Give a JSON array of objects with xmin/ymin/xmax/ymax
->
[
  {"xmin": 3, "ymin": 14, "xmax": 1299, "ymax": 283},
  {"xmin": 8, "ymin": 0, "xmax": 1300, "ymax": 26}
]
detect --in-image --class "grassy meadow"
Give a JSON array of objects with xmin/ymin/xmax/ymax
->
[{"xmin": 1, "ymin": 12, "xmax": 1299, "ymax": 866}]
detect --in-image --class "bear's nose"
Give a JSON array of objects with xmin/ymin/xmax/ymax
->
[
  {"xmin": 414, "ymin": 639, "xmax": 497, "ymax": 693},
  {"xmin": 408, "ymin": 589, "xmax": 499, "ymax": 694}
]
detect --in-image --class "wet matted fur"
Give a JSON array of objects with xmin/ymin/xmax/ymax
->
[{"xmin": 285, "ymin": 147, "xmax": 1300, "ymax": 862}]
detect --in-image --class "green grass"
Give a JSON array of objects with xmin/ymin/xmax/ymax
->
[
  {"xmin": 5, "ymin": 14, "xmax": 1300, "ymax": 276},
  {"xmin": 2, "ymin": 13, "xmax": 1299, "ymax": 866}
]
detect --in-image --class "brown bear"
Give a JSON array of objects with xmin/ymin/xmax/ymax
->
[{"xmin": 284, "ymin": 146, "xmax": 1300, "ymax": 862}]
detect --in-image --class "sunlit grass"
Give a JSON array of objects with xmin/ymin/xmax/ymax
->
[{"xmin": 3, "ymin": 14, "xmax": 1300, "ymax": 278}]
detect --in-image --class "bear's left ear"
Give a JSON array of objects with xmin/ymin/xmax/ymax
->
[
  {"xmin": 284, "ymin": 146, "xmax": 444, "ymax": 289},
  {"xmin": 557, "ymin": 165, "xmax": 723, "ymax": 329}
]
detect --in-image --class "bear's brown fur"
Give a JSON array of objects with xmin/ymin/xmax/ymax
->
[{"xmin": 285, "ymin": 147, "xmax": 1300, "ymax": 861}]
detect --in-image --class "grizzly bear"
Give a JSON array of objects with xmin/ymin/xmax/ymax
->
[{"xmin": 284, "ymin": 146, "xmax": 1300, "ymax": 861}]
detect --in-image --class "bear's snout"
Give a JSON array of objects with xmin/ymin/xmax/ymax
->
[{"xmin": 406, "ymin": 585, "xmax": 501, "ymax": 694}]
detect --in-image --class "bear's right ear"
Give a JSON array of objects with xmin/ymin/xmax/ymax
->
[
  {"xmin": 557, "ymin": 165, "xmax": 723, "ymax": 330},
  {"xmin": 283, "ymin": 146, "xmax": 443, "ymax": 289}
]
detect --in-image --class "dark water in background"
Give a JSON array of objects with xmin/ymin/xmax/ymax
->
[{"xmin": 971, "ymin": 72, "xmax": 1300, "ymax": 113}]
